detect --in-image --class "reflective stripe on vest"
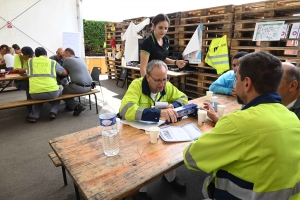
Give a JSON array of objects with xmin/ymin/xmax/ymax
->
[
  {"xmin": 28, "ymin": 59, "xmax": 56, "ymax": 78},
  {"xmin": 205, "ymin": 35, "xmax": 230, "ymax": 75},
  {"xmin": 213, "ymin": 170, "xmax": 300, "ymax": 200},
  {"xmin": 216, "ymin": 178, "xmax": 300, "ymax": 200}
]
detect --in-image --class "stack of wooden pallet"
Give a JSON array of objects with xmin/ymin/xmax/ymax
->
[
  {"xmin": 231, "ymin": 0, "xmax": 300, "ymax": 67},
  {"xmin": 104, "ymin": 22, "xmax": 122, "ymax": 79},
  {"xmin": 180, "ymin": 5, "xmax": 234, "ymax": 99},
  {"xmin": 165, "ymin": 12, "xmax": 181, "ymax": 57}
]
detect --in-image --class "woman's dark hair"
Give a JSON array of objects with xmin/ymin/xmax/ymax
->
[{"xmin": 151, "ymin": 14, "xmax": 170, "ymax": 26}]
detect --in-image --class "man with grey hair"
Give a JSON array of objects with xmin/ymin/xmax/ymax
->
[
  {"xmin": 119, "ymin": 59, "xmax": 188, "ymax": 123},
  {"xmin": 119, "ymin": 60, "xmax": 188, "ymax": 200},
  {"xmin": 277, "ymin": 62, "xmax": 300, "ymax": 119}
]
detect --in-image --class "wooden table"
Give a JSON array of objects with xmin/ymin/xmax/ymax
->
[
  {"xmin": 0, "ymin": 74, "xmax": 28, "ymax": 92},
  {"xmin": 120, "ymin": 66, "xmax": 188, "ymax": 91},
  {"xmin": 49, "ymin": 95, "xmax": 241, "ymax": 200}
]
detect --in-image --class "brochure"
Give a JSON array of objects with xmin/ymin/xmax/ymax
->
[{"xmin": 159, "ymin": 123, "xmax": 203, "ymax": 142}]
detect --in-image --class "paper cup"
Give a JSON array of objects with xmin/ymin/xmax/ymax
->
[
  {"xmin": 206, "ymin": 91, "xmax": 213, "ymax": 101},
  {"xmin": 217, "ymin": 105, "xmax": 226, "ymax": 117},
  {"xmin": 149, "ymin": 126, "xmax": 160, "ymax": 144},
  {"xmin": 197, "ymin": 110, "xmax": 207, "ymax": 126}
]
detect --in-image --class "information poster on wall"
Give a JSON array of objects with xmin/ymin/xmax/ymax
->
[
  {"xmin": 62, "ymin": 32, "xmax": 81, "ymax": 57},
  {"xmin": 252, "ymin": 21, "xmax": 285, "ymax": 41},
  {"xmin": 182, "ymin": 24, "xmax": 203, "ymax": 64}
]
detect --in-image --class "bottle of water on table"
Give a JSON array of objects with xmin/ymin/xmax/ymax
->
[{"xmin": 99, "ymin": 101, "xmax": 119, "ymax": 156}]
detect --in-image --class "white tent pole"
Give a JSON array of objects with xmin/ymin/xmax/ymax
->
[{"xmin": 77, "ymin": 0, "xmax": 85, "ymax": 58}]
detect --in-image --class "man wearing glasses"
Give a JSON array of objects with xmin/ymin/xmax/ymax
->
[
  {"xmin": 119, "ymin": 59, "xmax": 188, "ymax": 123},
  {"xmin": 119, "ymin": 59, "xmax": 188, "ymax": 200},
  {"xmin": 209, "ymin": 51, "xmax": 248, "ymax": 96}
]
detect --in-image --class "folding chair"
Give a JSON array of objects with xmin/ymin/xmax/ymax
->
[
  {"xmin": 90, "ymin": 67, "xmax": 104, "ymax": 102},
  {"xmin": 116, "ymin": 68, "xmax": 127, "ymax": 88}
]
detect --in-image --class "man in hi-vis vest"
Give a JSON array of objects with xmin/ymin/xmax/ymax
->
[
  {"xmin": 184, "ymin": 51, "xmax": 300, "ymax": 200},
  {"xmin": 20, "ymin": 47, "xmax": 68, "ymax": 123}
]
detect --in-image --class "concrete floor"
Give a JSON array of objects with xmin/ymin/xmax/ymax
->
[{"xmin": 0, "ymin": 75, "xmax": 208, "ymax": 200}]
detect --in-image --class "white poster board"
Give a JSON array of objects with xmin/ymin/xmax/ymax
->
[
  {"xmin": 252, "ymin": 21, "xmax": 285, "ymax": 41},
  {"xmin": 183, "ymin": 24, "xmax": 203, "ymax": 64},
  {"xmin": 62, "ymin": 32, "xmax": 81, "ymax": 57}
]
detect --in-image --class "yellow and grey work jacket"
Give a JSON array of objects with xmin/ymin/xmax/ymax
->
[
  {"xmin": 27, "ymin": 56, "xmax": 59, "ymax": 94},
  {"xmin": 184, "ymin": 92, "xmax": 300, "ymax": 200},
  {"xmin": 205, "ymin": 35, "xmax": 230, "ymax": 75},
  {"xmin": 119, "ymin": 77, "xmax": 188, "ymax": 122}
]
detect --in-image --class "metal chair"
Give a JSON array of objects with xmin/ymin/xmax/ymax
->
[
  {"xmin": 90, "ymin": 67, "xmax": 104, "ymax": 102},
  {"xmin": 116, "ymin": 68, "xmax": 127, "ymax": 88}
]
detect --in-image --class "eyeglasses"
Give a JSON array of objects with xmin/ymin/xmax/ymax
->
[{"xmin": 148, "ymin": 74, "xmax": 170, "ymax": 84}]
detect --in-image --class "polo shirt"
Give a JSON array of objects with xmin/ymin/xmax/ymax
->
[{"xmin": 140, "ymin": 32, "xmax": 169, "ymax": 62}]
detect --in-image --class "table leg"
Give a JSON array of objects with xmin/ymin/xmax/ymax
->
[
  {"xmin": 0, "ymin": 80, "xmax": 12, "ymax": 92},
  {"xmin": 74, "ymin": 183, "xmax": 80, "ymax": 200}
]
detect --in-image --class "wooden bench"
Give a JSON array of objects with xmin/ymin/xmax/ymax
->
[
  {"xmin": 0, "ymin": 89, "xmax": 100, "ymax": 113},
  {"xmin": 48, "ymin": 151, "xmax": 68, "ymax": 186}
]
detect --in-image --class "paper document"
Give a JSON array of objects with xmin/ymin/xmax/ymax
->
[
  {"xmin": 121, "ymin": 120, "xmax": 165, "ymax": 131},
  {"xmin": 159, "ymin": 123, "xmax": 203, "ymax": 142},
  {"xmin": 155, "ymin": 102, "xmax": 168, "ymax": 109}
]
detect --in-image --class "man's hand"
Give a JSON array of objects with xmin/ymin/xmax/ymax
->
[
  {"xmin": 201, "ymin": 102, "xmax": 219, "ymax": 123},
  {"xmin": 160, "ymin": 108, "xmax": 178, "ymax": 123},
  {"xmin": 232, "ymin": 88, "xmax": 236, "ymax": 97},
  {"xmin": 165, "ymin": 104, "xmax": 174, "ymax": 109}
]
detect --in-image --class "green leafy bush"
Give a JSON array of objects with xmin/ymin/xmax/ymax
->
[{"xmin": 83, "ymin": 19, "xmax": 111, "ymax": 56}]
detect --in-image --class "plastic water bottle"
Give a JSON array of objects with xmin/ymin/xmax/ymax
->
[{"xmin": 99, "ymin": 101, "xmax": 119, "ymax": 156}]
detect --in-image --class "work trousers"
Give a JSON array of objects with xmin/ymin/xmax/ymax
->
[{"xmin": 29, "ymin": 89, "xmax": 62, "ymax": 118}]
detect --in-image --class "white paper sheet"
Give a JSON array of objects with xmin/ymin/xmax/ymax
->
[
  {"xmin": 121, "ymin": 120, "xmax": 165, "ymax": 131},
  {"xmin": 155, "ymin": 102, "xmax": 168, "ymax": 109}
]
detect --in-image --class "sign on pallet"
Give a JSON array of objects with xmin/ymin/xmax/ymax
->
[
  {"xmin": 182, "ymin": 24, "xmax": 203, "ymax": 64},
  {"xmin": 289, "ymin": 23, "xmax": 300, "ymax": 39},
  {"xmin": 252, "ymin": 21, "xmax": 285, "ymax": 41}
]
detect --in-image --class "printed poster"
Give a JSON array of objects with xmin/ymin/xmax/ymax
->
[
  {"xmin": 183, "ymin": 24, "xmax": 203, "ymax": 64},
  {"xmin": 252, "ymin": 21, "xmax": 285, "ymax": 41}
]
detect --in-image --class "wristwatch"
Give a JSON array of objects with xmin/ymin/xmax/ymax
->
[{"xmin": 174, "ymin": 60, "xmax": 177, "ymax": 66}]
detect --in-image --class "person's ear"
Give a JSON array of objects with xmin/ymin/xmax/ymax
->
[
  {"xmin": 244, "ymin": 77, "xmax": 252, "ymax": 92},
  {"xmin": 289, "ymin": 80, "xmax": 298, "ymax": 91}
]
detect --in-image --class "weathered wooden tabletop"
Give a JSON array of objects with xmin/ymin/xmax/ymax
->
[
  {"xmin": 0, "ymin": 74, "xmax": 28, "ymax": 81},
  {"xmin": 49, "ymin": 94, "xmax": 240, "ymax": 200}
]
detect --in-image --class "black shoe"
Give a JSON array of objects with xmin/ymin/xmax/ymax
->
[
  {"xmin": 164, "ymin": 176, "xmax": 186, "ymax": 192},
  {"xmin": 73, "ymin": 103, "xmax": 86, "ymax": 116},
  {"xmin": 133, "ymin": 192, "xmax": 152, "ymax": 200},
  {"xmin": 26, "ymin": 116, "xmax": 37, "ymax": 123},
  {"xmin": 64, "ymin": 105, "xmax": 73, "ymax": 111},
  {"xmin": 49, "ymin": 112, "xmax": 57, "ymax": 120}
]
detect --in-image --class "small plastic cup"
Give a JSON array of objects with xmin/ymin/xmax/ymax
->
[
  {"xmin": 217, "ymin": 105, "xmax": 226, "ymax": 117},
  {"xmin": 149, "ymin": 126, "xmax": 160, "ymax": 144},
  {"xmin": 206, "ymin": 91, "xmax": 213, "ymax": 101},
  {"xmin": 197, "ymin": 110, "xmax": 207, "ymax": 126}
]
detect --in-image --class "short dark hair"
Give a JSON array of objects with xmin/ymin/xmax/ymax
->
[
  {"xmin": 151, "ymin": 14, "xmax": 170, "ymax": 26},
  {"xmin": 12, "ymin": 44, "xmax": 20, "ymax": 50},
  {"xmin": 0, "ymin": 44, "xmax": 9, "ymax": 52},
  {"xmin": 238, "ymin": 50, "xmax": 283, "ymax": 94},
  {"xmin": 35, "ymin": 47, "xmax": 47, "ymax": 57},
  {"xmin": 283, "ymin": 63, "xmax": 300, "ymax": 90},
  {"xmin": 21, "ymin": 46, "xmax": 34, "ymax": 56},
  {"xmin": 65, "ymin": 48, "xmax": 75, "ymax": 56},
  {"xmin": 233, "ymin": 51, "xmax": 248, "ymax": 60}
]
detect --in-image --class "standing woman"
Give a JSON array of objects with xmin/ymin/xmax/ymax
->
[{"xmin": 140, "ymin": 13, "xmax": 186, "ymax": 77}]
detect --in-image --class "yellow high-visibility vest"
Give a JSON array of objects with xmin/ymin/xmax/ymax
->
[
  {"xmin": 205, "ymin": 35, "xmax": 230, "ymax": 74},
  {"xmin": 27, "ymin": 56, "xmax": 58, "ymax": 94}
]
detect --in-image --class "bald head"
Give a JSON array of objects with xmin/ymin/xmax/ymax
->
[
  {"xmin": 56, "ymin": 48, "xmax": 64, "ymax": 60},
  {"xmin": 278, "ymin": 62, "xmax": 300, "ymax": 106},
  {"xmin": 282, "ymin": 62, "xmax": 300, "ymax": 90}
]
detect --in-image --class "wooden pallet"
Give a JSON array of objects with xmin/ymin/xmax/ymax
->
[
  {"xmin": 181, "ymin": 5, "xmax": 234, "ymax": 18},
  {"xmin": 166, "ymin": 12, "xmax": 181, "ymax": 19},
  {"xmin": 234, "ymin": 0, "xmax": 300, "ymax": 14},
  {"xmin": 181, "ymin": 13, "xmax": 233, "ymax": 25}
]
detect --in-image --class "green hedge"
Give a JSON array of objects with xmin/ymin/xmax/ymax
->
[{"xmin": 83, "ymin": 19, "xmax": 111, "ymax": 56}]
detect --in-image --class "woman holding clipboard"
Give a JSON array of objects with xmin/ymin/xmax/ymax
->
[{"xmin": 139, "ymin": 13, "xmax": 186, "ymax": 77}]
